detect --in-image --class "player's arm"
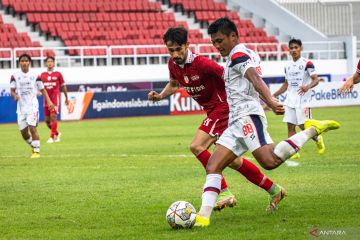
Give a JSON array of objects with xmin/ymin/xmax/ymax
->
[
  {"xmin": 58, "ymin": 73, "xmax": 69, "ymax": 105},
  {"xmin": 10, "ymin": 88, "xmax": 19, "ymax": 101},
  {"xmin": 272, "ymin": 80, "xmax": 288, "ymax": 98},
  {"xmin": 245, "ymin": 67, "xmax": 284, "ymax": 115},
  {"xmin": 148, "ymin": 78, "xmax": 179, "ymax": 101},
  {"xmin": 298, "ymin": 74, "xmax": 319, "ymax": 96},
  {"xmin": 61, "ymin": 84, "xmax": 69, "ymax": 105},
  {"xmin": 340, "ymin": 72, "xmax": 360, "ymax": 93},
  {"xmin": 298, "ymin": 61, "xmax": 318, "ymax": 96},
  {"xmin": 36, "ymin": 77, "xmax": 54, "ymax": 110},
  {"xmin": 10, "ymin": 76, "xmax": 19, "ymax": 101}
]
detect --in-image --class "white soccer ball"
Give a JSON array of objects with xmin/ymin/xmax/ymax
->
[{"xmin": 166, "ymin": 201, "xmax": 197, "ymax": 229}]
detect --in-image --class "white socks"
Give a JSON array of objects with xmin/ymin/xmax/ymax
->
[
  {"xmin": 198, "ymin": 174, "xmax": 222, "ymax": 219},
  {"xmin": 274, "ymin": 127, "xmax": 317, "ymax": 161},
  {"xmin": 31, "ymin": 140, "xmax": 40, "ymax": 153}
]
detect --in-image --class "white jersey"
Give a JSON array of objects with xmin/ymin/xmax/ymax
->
[
  {"xmin": 224, "ymin": 44, "xmax": 265, "ymax": 124},
  {"xmin": 10, "ymin": 70, "xmax": 44, "ymax": 114},
  {"xmin": 284, "ymin": 57, "xmax": 316, "ymax": 108}
]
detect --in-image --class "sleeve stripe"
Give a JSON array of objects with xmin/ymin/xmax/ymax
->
[
  {"xmin": 10, "ymin": 75, "xmax": 15, "ymax": 82},
  {"xmin": 231, "ymin": 52, "xmax": 250, "ymax": 61},
  {"xmin": 305, "ymin": 61, "xmax": 315, "ymax": 70},
  {"xmin": 36, "ymin": 77, "xmax": 42, "ymax": 82},
  {"xmin": 229, "ymin": 53, "xmax": 251, "ymax": 68}
]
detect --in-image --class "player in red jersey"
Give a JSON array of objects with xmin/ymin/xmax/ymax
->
[
  {"xmin": 148, "ymin": 27, "xmax": 285, "ymax": 212},
  {"xmin": 340, "ymin": 60, "xmax": 360, "ymax": 93},
  {"xmin": 39, "ymin": 56, "xmax": 69, "ymax": 143}
]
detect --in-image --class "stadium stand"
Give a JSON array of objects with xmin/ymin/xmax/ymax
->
[{"xmin": 0, "ymin": 0, "xmax": 351, "ymax": 68}]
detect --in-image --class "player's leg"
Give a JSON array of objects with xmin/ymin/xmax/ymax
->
[
  {"xmin": 227, "ymin": 157, "xmax": 285, "ymax": 212},
  {"xmin": 50, "ymin": 111, "xmax": 60, "ymax": 142},
  {"xmin": 44, "ymin": 106, "xmax": 54, "ymax": 143},
  {"xmin": 190, "ymin": 129, "xmax": 231, "ymax": 194},
  {"xmin": 195, "ymin": 143, "xmax": 238, "ymax": 226},
  {"xmin": 251, "ymin": 116, "xmax": 339, "ymax": 169},
  {"xmin": 27, "ymin": 112, "xmax": 40, "ymax": 158},
  {"xmin": 284, "ymin": 107, "xmax": 300, "ymax": 159},
  {"xmin": 298, "ymin": 108, "xmax": 325, "ymax": 155},
  {"xmin": 18, "ymin": 114, "xmax": 32, "ymax": 147}
]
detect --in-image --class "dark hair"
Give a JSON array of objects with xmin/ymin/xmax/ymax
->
[
  {"xmin": 208, "ymin": 17, "xmax": 238, "ymax": 37},
  {"xmin": 289, "ymin": 38, "xmax": 302, "ymax": 47},
  {"xmin": 45, "ymin": 56, "xmax": 55, "ymax": 61},
  {"xmin": 18, "ymin": 53, "xmax": 31, "ymax": 62},
  {"xmin": 163, "ymin": 27, "xmax": 188, "ymax": 45}
]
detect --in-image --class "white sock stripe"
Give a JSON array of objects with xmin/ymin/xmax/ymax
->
[{"xmin": 259, "ymin": 176, "xmax": 267, "ymax": 186}]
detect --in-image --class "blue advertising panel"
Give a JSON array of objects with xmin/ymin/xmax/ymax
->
[
  {"xmin": 0, "ymin": 96, "xmax": 44, "ymax": 124},
  {"xmin": 83, "ymin": 91, "xmax": 170, "ymax": 119}
]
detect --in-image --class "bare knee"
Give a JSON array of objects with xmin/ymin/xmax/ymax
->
[
  {"xmin": 257, "ymin": 155, "xmax": 282, "ymax": 170},
  {"xmin": 189, "ymin": 142, "xmax": 205, "ymax": 156}
]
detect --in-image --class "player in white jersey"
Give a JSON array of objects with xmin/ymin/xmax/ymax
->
[
  {"xmin": 273, "ymin": 39, "xmax": 324, "ymax": 159},
  {"xmin": 194, "ymin": 17, "xmax": 341, "ymax": 227},
  {"xmin": 10, "ymin": 53, "xmax": 54, "ymax": 158}
]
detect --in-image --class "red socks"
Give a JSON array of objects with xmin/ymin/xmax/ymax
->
[
  {"xmin": 50, "ymin": 120, "xmax": 59, "ymax": 138},
  {"xmin": 197, "ymin": 150, "xmax": 228, "ymax": 190},
  {"xmin": 238, "ymin": 158, "xmax": 273, "ymax": 191}
]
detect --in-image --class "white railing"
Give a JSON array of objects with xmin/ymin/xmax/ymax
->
[
  {"xmin": 0, "ymin": 41, "xmax": 346, "ymax": 69},
  {"xmin": 277, "ymin": 0, "xmax": 353, "ymax": 36}
]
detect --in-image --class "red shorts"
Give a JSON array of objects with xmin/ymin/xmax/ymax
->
[
  {"xmin": 44, "ymin": 105, "xmax": 59, "ymax": 117},
  {"xmin": 199, "ymin": 107, "xmax": 229, "ymax": 138},
  {"xmin": 44, "ymin": 95, "xmax": 60, "ymax": 117}
]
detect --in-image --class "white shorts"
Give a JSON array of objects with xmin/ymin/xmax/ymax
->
[
  {"xmin": 217, "ymin": 115, "xmax": 273, "ymax": 157},
  {"xmin": 17, "ymin": 111, "xmax": 39, "ymax": 130},
  {"xmin": 283, "ymin": 106, "xmax": 311, "ymax": 125}
]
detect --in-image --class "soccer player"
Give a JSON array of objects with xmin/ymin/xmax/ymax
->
[
  {"xmin": 272, "ymin": 39, "xmax": 325, "ymax": 159},
  {"xmin": 194, "ymin": 17, "xmax": 340, "ymax": 227},
  {"xmin": 148, "ymin": 27, "xmax": 285, "ymax": 212},
  {"xmin": 339, "ymin": 59, "xmax": 360, "ymax": 93},
  {"xmin": 10, "ymin": 53, "xmax": 54, "ymax": 158},
  {"xmin": 39, "ymin": 56, "xmax": 69, "ymax": 143}
]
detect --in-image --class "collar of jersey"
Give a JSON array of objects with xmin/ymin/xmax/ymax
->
[{"xmin": 175, "ymin": 50, "xmax": 197, "ymax": 68}]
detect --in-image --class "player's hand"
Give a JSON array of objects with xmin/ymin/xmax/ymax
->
[
  {"xmin": 48, "ymin": 102, "xmax": 55, "ymax": 110},
  {"xmin": 298, "ymin": 86, "xmax": 309, "ymax": 96},
  {"xmin": 148, "ymin": 91, "xmax": 162, "ymax": 102},
  {"xmin": 269, "ymin": 100, "xmax": 285, "ymax": 115},
  {"xmin": 339, "ymin": 79, "xmax": 354, "ymax": 94},
  {"xmin": 13, "ymin": 95, "xmax": 20, "ymax": 101},
  {"xmin": 65, "ymin": 98, "xmax": 69, "ymax": 106}
]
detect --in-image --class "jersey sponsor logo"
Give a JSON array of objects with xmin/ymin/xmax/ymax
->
[
  {"xmin": 191, "ymin": 75, "xmax": 200, "ymax": 81},
  {"xmin": 182, "ymin": 85, "xmax": 205, "ymax": 95},
  {"xmin": 184, "ymin": 76, "xmax": 189, "ymax": 83}
]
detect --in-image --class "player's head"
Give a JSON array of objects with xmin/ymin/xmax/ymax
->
[
  {"xmin": 288, "ymin": 38, "xmax": 302, "ymax": 60},
  {"xmin": 163, "ymin": 27, "xmax": 189, "ymax": 65},
  {"xmin": 208, "ymin": 17, "xmax": 239, "ymax": 57},
  {"xmin": 45, "ymin": 56, "xmax": 55, "ymax": 70},
  {"xmin": 18, "ymin": 53, "xmax": 31, "ymax": 72}
]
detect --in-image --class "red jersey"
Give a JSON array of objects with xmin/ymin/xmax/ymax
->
[
  {"xmin": 357, "ymin": 60, "xmax": 360, "ymax": 74},
  {"xmin": 168, "ymin": 51, "xmax": 228, "ymax": 112},
  {"xmin": 40, "ymin": 71, "xmax": 65, "ymax": 106}
]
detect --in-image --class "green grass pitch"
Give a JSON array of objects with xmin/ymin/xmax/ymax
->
[{"xmin": 0, "ymin": 107, "xmax": 359, "ymax": 239}]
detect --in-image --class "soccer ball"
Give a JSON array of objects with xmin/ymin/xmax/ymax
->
[{"xmin": 166, "ymin": 201, "xmax": 197, "ymax": 229}]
